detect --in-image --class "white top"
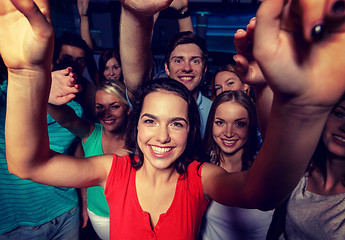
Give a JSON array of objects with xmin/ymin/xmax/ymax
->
[
  {"xmin": 281, "ymin": 176, "xmax": 345, "ymax": 240},
  {"xmin": 200, "ymin": 200, "xmax": 273, "ymax": 240}
]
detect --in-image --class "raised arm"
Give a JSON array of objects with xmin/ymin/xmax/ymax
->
[
  {"xmin": 119, "ymin": 0, "xmax": 172, "ymax": 102},
  {"xmin": 78, "ymin": 0, "xmax": 100, "ymax": 84},
  {"xmin": 169, "ymin": 0, "xmax": 193, "ymax": 33},
  {"xmin": 202, "ymin": 0, "xmax": 345, "ymax": 210},
  {"xmin": 78, "ymin": 0, "xmax": 93, "ymax": 50},
  {"xmin": 2, "ymin": 0, "xmax": 110, "ymax": 189}
]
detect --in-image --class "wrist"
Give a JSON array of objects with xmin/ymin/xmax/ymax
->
[{"xmin": 177, "ymin": 8, "xmax": 190, "ymax": 19}]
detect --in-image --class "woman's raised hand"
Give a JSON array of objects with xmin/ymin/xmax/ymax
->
[
  {"xmin": 254, "ymin": 0, "xmax": 345, "ymax": 107},
  {"xmin": 0, "ymin": 0, "xmax": 53, "ymax": 72}
]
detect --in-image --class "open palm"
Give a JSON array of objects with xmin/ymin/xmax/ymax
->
[{"xmin": 0, "ymin": 0, "xmax": 53, "ymax": 71}]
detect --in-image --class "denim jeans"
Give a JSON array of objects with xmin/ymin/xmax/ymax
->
[{"xmin": 0, "ymin": 206, "xmax": 80, "ymax": 240}]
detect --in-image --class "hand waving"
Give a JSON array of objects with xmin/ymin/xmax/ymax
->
[
  {"xmin": 0, "ymin": 0, "xmax": 53, "ymax": 72},
  {"xmin": 254, "ymin": 0, "xmax": 345, "ymax": 107}
]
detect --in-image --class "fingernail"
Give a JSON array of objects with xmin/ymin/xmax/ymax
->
[
  {"xmin": 233, "ymin": 55, "xmax": 238, "ymax": 62},
  {"xmin": 332, "ymin": 0, "xmax": 345, "ymax": 14},
  {"xmin": 311, "ymin": 24, "xmax": 324, "ymax": 41}
]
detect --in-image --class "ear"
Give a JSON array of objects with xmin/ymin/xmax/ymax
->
[
  {"xmin": 127, "ymin": 107, "xmax": 132, "ymax": 116},
  {"xmin": 203, "ymin": 66, "xmax": 207, "ymax": 75},
  {"xmin": 243, "ymin": 83, "xmax": 250, "ymax": 92},
  {"xmin": 164, "ymin": 62, "xmax": 170, "ymax": 76}
]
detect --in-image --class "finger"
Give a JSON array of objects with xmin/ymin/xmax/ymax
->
[
  {"xmin": 246, "ymin": 17, "xmax": 256, "ymax": 43},
  {"xmin": 234, "ymin": 29, "xmax": 248, "ymax": 55},
  {"xmin": 254, "ymin": 0, "xmax": 284, "ymax": 61},
  {"xmin": 233, "ymin": 54, "xmax": 249, "ymax": 76},
  {"xmin": 10, "ymin": 0, "xmax": 52, "ymax": 35},
  {"xmin": 58, "ymin": 94, "xmax": 76, "ymax": 105},
  {"xmin": 298, "ymin": 0, "xmax": 327, "ymax": 41}
]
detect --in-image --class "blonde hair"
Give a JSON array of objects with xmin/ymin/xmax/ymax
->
[{"xmin": 96, "ymin": 80, "xmax": 129, "ymax": 110}]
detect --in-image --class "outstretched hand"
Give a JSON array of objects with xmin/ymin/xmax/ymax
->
[
  {"xmin": 120, "ymin": 0, "xmax": 173, "ymax": 16},
  {"xmin": 0, "ymin": 0, "xmax": 53, "ymax": 72},
  {"xmin": 254, "ymin": 0, "xmax": 345, "ymax": 107}
]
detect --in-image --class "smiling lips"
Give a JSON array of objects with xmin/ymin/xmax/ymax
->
[
  {"xmin": 103, "ymin": 119, "xmax": 115, "ymax": 125},
  {"xmin": 150, "ymin": 145, "xmax": 173, "ymax": 157},
  {"xmin": 334, "ymin": 134, "xmax": 345, "ymax": 145},
  {"xmin": 179, "ymin": 76, "xmax": 194, "ymax": 82},
  {"xmin": 222, "ymin": 139, "xmax": 237, "ymax": 147}
]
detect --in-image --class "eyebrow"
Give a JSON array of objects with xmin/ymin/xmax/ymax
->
[
  {"xmin": 171, "ymin": 56, "xmax": 202, "ymax": 60},
  {"xmin": 141, "ymin": 113, "xmax": 188, "ymax": 124},
  {"xmin": 96, "ymin": 101, "xmax": 120, "ymax": 106},
  {"xmin": 215, "ymin": 117, "xmax": 247, "ymax": 121}
]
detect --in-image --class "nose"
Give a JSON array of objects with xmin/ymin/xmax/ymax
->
[
  {"xmin": 156, "ymin": 125, "xmax": 171, "ymax": 143},
  {"xmin": 224, "ymin": 125, "xmax": 233, "ymax": 137},
  {"xmin": 109, "ymin": 68, "xmax": 116, "ymax": 75},
  {"xmin": 104, "ymin": 108, "xmax": 112, "ymax": 118},
  {"xmin": 182, "ymin": 61, "xmax": 192, "ymax": 72}
]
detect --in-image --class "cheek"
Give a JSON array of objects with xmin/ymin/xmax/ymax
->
[
  {"xmin": 239, "ymin": 128, "xmax": 249, "ymax": 142},
  {"xmin": 96, "ymin": 110, "xmax": 105, "ymax": 119},
  {"xmin": 212, "ymin": 125, "xmax": 222, "ymax": 137}
]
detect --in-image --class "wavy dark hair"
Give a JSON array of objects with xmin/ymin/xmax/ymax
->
[
  {"xmin": 203, "ymin": 90, "xmax": 258, "ymax": 171},
  {"xmin": 98, "ymin": 49, "xmax": 123, "ymax": 82},
  {"xmin": 125, "ymin": 78, "xmax": 204, "ymax": 175},
  {"xmin": 164, "ymin": 31, "xmax": 208, "ymax": 71}
]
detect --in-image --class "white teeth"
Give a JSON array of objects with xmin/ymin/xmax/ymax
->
[
  {"xmin": 223, "ymin": 140, "xmax": 235, "ymax": 144},
  {"xmin": 334, "ymin": 135, "xmax": 345, "ymax": 143},
  {"xmin": 180, "ymin": 77, "xmax": 192, "ymax": 81},
  {"xmin": 104, "ymin": 120, "xmax": 114, "ymax": 123},
  {"xmin": 151, "ymin": 146, "xmax": 172, "ymax": 154}
]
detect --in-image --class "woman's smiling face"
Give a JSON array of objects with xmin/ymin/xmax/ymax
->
[
  {"xmin": 137, "ymin": 90, "xmax": 190, "ymax": 171},
  {"xmin": 322, "ymin": 99, "xmax": 345, "ymax": 158},
  {"xmin": 212, "ymin": 101, "xmax": 249, "ymax": 156}
]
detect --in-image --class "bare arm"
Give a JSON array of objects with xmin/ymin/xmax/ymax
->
[
  {"xmin": 2, "ymin": 0, "xmax": 110, "ymax": 189},
  {"xmin": 202, "ymin": 0, "xmax": 345, "ymax": 210},
  {"xmin": 78, "ymin": 0, "xmax": 100, "ymax": 85},
  {"xmin": 169, "ymin": 0, "xmax": 193, "ymax": 33},
  {"xmin": 119, "ymin": 0, "xmax": 173, "ymax": 102}
]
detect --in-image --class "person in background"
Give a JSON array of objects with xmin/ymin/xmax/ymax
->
[
  {"xmin": 48, "ymin": 80, "xmax": 131, "ymax": 240},
  {"xmin": 211, "ymin": 64, "xmax": 249, "ymax": 99},
  {"xmin": 53, "ymin": 31, "xmax": 97, "ymax": 122},
  {"xmin": 98, "ymin": 49, "xmax": 123, "ymax": 83},
  {"xmin": 234, "ymin": 14, "xmax": 345, "ymax": 240},
  {"xmin": 0, "ymin": 66, "xmax": 83, "ymax": 239},
  {"xmin": 120, "ymin": 0, "xmax": 212, "ymax": 138},
  {"xmin": 200, "ymin": 90, "xmax": 273, "ymax": 240}
]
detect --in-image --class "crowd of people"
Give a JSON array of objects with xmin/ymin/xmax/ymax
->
[{"xmin": 0, "ymin": 0, "xmax": 344, "ymax": 239}]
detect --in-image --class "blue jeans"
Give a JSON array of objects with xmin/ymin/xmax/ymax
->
[{"xmin": 0, "ymin": 206, "xmax": 79, "ymax": 240}]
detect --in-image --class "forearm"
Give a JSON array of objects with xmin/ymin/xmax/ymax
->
[
  {"xmin": 80, "ymin": 15, "xmax": 93, "ymax": 51},
  {"xmin": 47, "ymin": 103, "xmax": 92, "ymax": 139},
  {"xmin": 6, "ymin": 68, "xmax": 51, "ymax": 177},
  {"xmin": 178, "ymin": 16, "xmax": 193, "ymax": 32},
  {"xmin": 120, "ymin": 6, "xmax": 153, "ymax": 100},
  {"xmin": 244, "ymin": 98, "xmax": 331, "ymax": 209},
  {"xmin": 253, "ymin": 84, "xmax": 273, "ymax": 139}
]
